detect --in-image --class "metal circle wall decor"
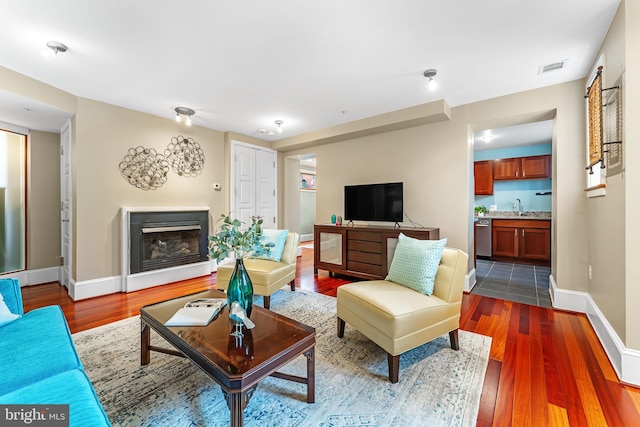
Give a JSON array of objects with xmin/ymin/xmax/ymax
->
[
  {"xmin": 165, "ymin": 135, "xmax": 205, "ymax": 177},
  {"xmin": 118, "ymin": 146, "xmax": 170, "ymax": 191}
]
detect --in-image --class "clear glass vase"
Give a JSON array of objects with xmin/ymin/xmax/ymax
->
[{"xmin": 227, "ymin": 258, "xmax": 253, "ymax": 318}]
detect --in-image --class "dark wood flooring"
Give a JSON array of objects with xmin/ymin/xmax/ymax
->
[{"xmin": 19, "ymin": 247, "xmax": 640, "ymax": 426}]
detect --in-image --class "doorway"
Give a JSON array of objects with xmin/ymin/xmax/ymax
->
[
  {"xmin": 472, "ymin": 120, "xmax": 553, "ymax": 307},
  {"xmin": 299, "ymin": 153, "xmax": 316, "ymax": 243}
]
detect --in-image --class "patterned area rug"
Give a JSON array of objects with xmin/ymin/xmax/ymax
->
[{"xmin": 72, "ymin": 289, "xmax": 491, "ymax": 426}]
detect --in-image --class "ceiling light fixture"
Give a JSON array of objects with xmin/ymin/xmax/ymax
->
[
  {"xmin": 258, "ymin": 120, "xmax": 284, "ymax": 137},
  {"xmin": 174, "ymin": 107, "xmax": 195, "ymax": 126},
  {"xmin": 481, "ymin": 130, "xmax": 494, "ymax": 142},
  {"xmin": 44, "ymin": 41, "xmax": 68, "ymax": 58},
  {"xmin": 424, "ymin": 68, "xmax": 438, "ymax": 91}
]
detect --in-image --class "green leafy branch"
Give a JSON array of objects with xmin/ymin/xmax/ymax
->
[{"xmin": 208, "ymin": 213, "xmax": 273, "ymax": 263}]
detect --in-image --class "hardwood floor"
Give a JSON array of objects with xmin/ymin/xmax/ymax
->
[{"xmin": 20, "ymin": 247, "xmax": 640, "ymax": 426}]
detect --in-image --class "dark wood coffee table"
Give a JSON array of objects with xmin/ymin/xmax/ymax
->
[{"xmin": 140, "ymin": 290, "xmax": 315, "ymax": 427}]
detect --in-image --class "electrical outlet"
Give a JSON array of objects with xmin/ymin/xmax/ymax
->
[{"xmin": 588, "ymin": 265, "xmax": 592, "ymax": 280}]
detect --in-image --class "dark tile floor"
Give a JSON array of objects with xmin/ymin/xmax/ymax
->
[{"xmin": 472, "ymin": 259, "xmax": 552, "ymax": 308}]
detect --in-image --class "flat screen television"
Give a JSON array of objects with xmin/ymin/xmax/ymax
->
[{"xmin": 344, "ymin": 182, "xmax": 403, "ymax": 223}]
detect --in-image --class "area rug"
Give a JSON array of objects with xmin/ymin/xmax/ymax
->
[{"xmin": 72, "ymin": 289, "xmax": 491, "ymax": 427}]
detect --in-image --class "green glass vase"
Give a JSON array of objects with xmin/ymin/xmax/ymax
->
[{"xmin": 227, "ymin": 258, "xmax": 253, "ymax": 318}]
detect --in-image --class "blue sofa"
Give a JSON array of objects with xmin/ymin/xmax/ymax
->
[{"xmin": 0, "ymin": 278, "xmax": 111, "ymax": 426}]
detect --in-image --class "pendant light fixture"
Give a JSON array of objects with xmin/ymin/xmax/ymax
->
[
  {"xmin": 424, "ymin": 69, "xmax": 438, "ymax": 91},
  {"xmin": 44, "ymin": 41, "xmax": 68, "ymax": 58}
]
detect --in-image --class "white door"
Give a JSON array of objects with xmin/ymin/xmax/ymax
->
[
  {"xmin": 231, "ymin": 142, "xmax": 277, "ymax": 229},
  {"xmin": 59, "ymin": 120, "xmax": 72, "ymax": 288},
  {"xmin": 255, "ymin": 149, "xmax": 276, "ymax": 228},
  {"xmin": 234, "ymin": 144, "xmax": 256, "ymax": 226}
]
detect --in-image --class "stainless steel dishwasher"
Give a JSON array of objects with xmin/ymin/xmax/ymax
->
[{"xmin": 475, "ymin": 218, "xmax": 492, "ymax": 258}]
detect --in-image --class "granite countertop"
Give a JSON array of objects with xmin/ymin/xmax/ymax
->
[{"xmin": 476, "ymin": 211, "xmax": 551, "ymax": 220}]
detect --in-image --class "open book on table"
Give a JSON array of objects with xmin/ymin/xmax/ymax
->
[{"xmin": 164, "ymin": 298, "xmax": 228, "ymax": 326}]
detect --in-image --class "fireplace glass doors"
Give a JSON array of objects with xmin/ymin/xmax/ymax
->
[{"xmin": 129, "ymin": 211, "xmax": 209, "ymax": 274}]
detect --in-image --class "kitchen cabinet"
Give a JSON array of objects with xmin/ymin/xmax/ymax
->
[
  {"xmin": 474, "ymin": 160, "xmax": 493, "ymax": 195},
  {"xmin": 493, "ymin": 155, "xmax": 550, "ymax": 180},
  {"xmin": 492, "ymin": 219, "xmax": 550, "ymax": 263}
]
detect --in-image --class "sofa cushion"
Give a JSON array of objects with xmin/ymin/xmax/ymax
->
[
  {"xmin": 0, "ymin": 292, "xmax": 20, "ymax": 328},
  {"xmin": 337, "ymin": 280, "xmax": 459, "ymax": 339},
  {"xmin": 218, "ymin": 258, "xmax": 291, "ymax": 287},
  {"xmin": 0, "ymin": 306, "xmax": 83, "ymax": 395},
  {"xmin": 0, "ymin": 369, "xmax": 111, "ymax": 426},
  {"xmin": 252, "ymin": 229, "xmax": 289, "ymax": 262},
  {"xmin": 385, "ymin": 234, "xmax": 447, "ymax": 295}
]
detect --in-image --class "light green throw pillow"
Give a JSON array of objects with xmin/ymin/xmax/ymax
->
[
  {"xmin": 385, "ymin": 234, "xmax": 447, "ymax": 295},
  {"xmin": 252, "ymin": 229, "xmax": 289, "ymax": 262}
]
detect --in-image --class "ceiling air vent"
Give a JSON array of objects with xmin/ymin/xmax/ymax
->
[{"xmin": 538, "ymin": 60, "xmax": 567, "ymax": 75}]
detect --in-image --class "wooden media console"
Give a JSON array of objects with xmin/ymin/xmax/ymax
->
[{"xmin": 313, "ymin": 224, "xmax": 440, "ymax": 280}]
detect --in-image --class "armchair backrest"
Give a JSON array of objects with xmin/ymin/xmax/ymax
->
[
  {"xmin": 280, "ymin": 232, "xmax": 300, "ymax": 265},
  {"xmin": 432, "ymin": 248, "xmax": 468, "ymax": 304},
  {"xmin": 0, "ymin": 278, "xmax": 24, "ymax": 316}
]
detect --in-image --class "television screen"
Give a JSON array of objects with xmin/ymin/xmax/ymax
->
[{"xmin": 344, "ymin": 182, "xmax": 403, "ymax": 222}]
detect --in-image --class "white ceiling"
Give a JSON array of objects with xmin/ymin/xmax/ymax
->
[
  {"xmin": 0, "ymin": 0, "xmax": 620, "ymax": 136},
  {"xmin": 474, "ymin": 120, "xmax": 554, "ymax": 151}
]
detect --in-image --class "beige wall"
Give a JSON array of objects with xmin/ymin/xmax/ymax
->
[
  {"xmin": 586, "ymin": 2, "xmax": 627, "ymax": 345},
  {"xmin": 623, "ymin": 0, "xmax": 640, "ymax": 349},
  {"xmin": 282, "ymin": 80, "xmax": 586, "ymax": 290},
  {"xmin": 27, "ymin": 131, "xmax": 61, "ymax": 270},
  {"xmin": 462, "ymin": 82, "xmax": 588, "ymax": 292},
  {"xmin": 72, "ymin": 98, "xmax": 226, "ymax": 281},
  {"xmin": 0, "ymin": 66, "xmax": 76, "ymax": 114},
  {"xmin": 314, "ymin": 118, "xmax": 470, "ymax": 253}
]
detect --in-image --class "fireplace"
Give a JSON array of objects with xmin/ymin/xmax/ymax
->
[
  {"xmin": 122, "ymin": 207, "xmax": 211, "ymax": 293},
  {"xmin": 129, "ymin": 211, "xmax": 209, "ymax": 274}
]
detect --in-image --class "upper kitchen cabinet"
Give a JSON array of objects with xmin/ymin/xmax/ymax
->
[
  {"xmin": 520, "ymin": 155, "xmax": 550, "ymax": 179},
  {"xmin": 493, "ymin": 155, "xmax": 550, "ymax": 180},
  {"xmin": 474, "ymin": 160, "xmax": 493, "ymax": 195}
]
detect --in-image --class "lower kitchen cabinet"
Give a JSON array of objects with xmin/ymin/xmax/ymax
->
[{"xmin": 492, "ymin": 219, "xmax": 550, "ymax": 263}]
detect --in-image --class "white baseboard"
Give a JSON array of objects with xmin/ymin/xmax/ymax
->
[
  {"xmin": 550, "ymin": 273, "xmax": 640, "ymax": 386},
  {"xmin": 70, "ymin": 275, "xmax": 121, "ymax": 301},
  {"xmin": 1, "ymin": 267, "xmax": 60, "ymax": 287},
  {"xmin": 465, "ymin": 268, "xmax": 477, "ymax": 293},
  {"xmin": 123, "ymin": 261, "xmax": 212, "ymax": 294}
]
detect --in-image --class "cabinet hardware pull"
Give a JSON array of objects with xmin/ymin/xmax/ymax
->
[
  {"xmin": 514, "ymin": 229, "xmax": 517, "ymax": 237},
  {"xmin": 516, "ymin": 171, "xmax": 518, "ymax": 177},
  {"xmin": 523, "ymin": 171, "xmax": 526, "ymax": 177},
  {"xmin": 522, "ymin": 229, "xmax": 525, "ymax": 237}
]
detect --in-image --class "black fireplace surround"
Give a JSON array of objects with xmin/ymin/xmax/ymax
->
[{"xmin": 129, "ymin": 211, "xmax": 209, "ymax": 274}]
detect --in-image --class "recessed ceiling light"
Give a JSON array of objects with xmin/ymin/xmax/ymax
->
[{"xmin": 480, "ymin": 130, "xmax": 494, "ymax": 142}]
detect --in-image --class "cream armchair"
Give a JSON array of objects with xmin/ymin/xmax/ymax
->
[
  {"xmin": 216, "ymin": 232, "xmax": 300, "ymax": 309},
  {"xmin": 337, "ymin": 247, "xmax": 468, "ymax": 383}
]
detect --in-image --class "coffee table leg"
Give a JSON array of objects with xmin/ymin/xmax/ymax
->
[
  {"xmin": 141, "ymin": 320, "xmax": 151, "ymax": 366},
  {"xmin": 223, "ymin": 386, "xmax": 256, "ymax": 427},
  {"xmin": 228, "ymin": 392, "xmax": 244, "ymax": 427},
  {"xmin": 305, "ymin": 348, "xmax": 315, "ymax": 403}
]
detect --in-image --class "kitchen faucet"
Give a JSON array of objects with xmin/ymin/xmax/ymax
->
[{"xmin": 513, "ymin": 198, "xmax": 522, "ymax": 216}]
